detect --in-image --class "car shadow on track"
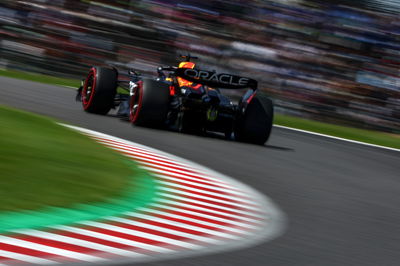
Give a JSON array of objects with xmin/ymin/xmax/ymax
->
[
  {"xmin": 112, "ymin": 114, "xmax": 294, "ymax": 152},
  {"xmin": 264, "ymin": 144, "xmax": 294, "ymax": 151},
  {"xmin": 199, "ymin": 132, "xmax": 294, "ymax": 152}
]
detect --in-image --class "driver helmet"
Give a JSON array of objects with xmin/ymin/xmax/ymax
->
[{"xmin": 177, "ymin": 61, "xmax": 201, "ymax": 90}]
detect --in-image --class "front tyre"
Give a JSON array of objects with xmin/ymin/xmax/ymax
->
[
  {"xmin": 81, "ymin": 67, "xmax": 117, "ymax": 115},
  {"xmin": 234, "ymin": 92, "xmax": 274, "ymax": 145}
]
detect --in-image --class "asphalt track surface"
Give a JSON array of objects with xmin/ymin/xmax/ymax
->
[{"xmin": 1, "ymin": 76, "xmax": 399, "ymax": 266}]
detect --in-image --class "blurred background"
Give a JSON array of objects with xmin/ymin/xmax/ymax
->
[{"xmin": 1, "ymin": 0, "xmax": 399, "ymax": 133}]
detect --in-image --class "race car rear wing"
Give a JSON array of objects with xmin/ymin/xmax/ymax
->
[{"xmin": 175, "ymin": 68, "xmax": 258, "ymax": 90}]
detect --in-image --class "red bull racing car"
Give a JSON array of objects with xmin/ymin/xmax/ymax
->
[{"xmin": 77, "ymin": 55, "xmax": 274, "ymax": 145}]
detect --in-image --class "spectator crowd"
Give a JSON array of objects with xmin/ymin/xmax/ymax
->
[{"xmin": 1, "ymin": 0, "xmax": 399, "ymax": 132}]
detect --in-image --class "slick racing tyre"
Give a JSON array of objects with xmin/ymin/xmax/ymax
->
[
  {"xmin": 234, "ymin": 92, "xmax": 274, "ymax": 145},
  {"xmin": 81, "ymin": 67, "xmax": 117, "ymax": 114},
  {"xmin": 129, "ymin": 79, "xmax": 170, "ymax": 127}
]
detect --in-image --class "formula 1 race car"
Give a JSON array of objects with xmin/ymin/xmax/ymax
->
[{"xmin": 77, "ymin": 55, "xmax": 273, "ymax": 145}]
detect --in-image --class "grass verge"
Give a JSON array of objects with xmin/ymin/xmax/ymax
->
[
  {"xmin": 1, "ymin": 68, "xmax": 399, "ymax": 150},
  {"xmin": 0, "ymin": 68, "xmax": 79, "ymax": 88},
  {"xmin": 0, "ymin": 105, "xmax": 134, "ymax": 212}
]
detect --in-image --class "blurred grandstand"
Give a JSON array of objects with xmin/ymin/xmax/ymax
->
[{"xmin": 1, "ymin": 0, "xmax": 399, "ymax": 133}]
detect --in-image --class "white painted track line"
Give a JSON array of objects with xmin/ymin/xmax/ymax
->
[{"xmin": 274, "ymin": 125, "xmax": 400, "ymax": 152}]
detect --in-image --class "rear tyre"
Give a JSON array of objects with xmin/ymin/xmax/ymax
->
[
  {"xmin": 129, "ymin": 79, "xmax": 170, "ymax": 127},
  {"xmin": 234, "ymin": 92, "xmax": 274, "ymax": 145},
  {"xmin": 81, "ymin": 67, "xmax": 117, "ymax": 114}
]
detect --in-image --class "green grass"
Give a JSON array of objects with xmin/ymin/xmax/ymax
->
[
  {"xmin": 0, "ymin": 69, "xmax": 79, "ymax": 88},
  {"xmin": 0, "ymin": 68, "xmax": 399, "ymax": 149},
  {"xmin": 275, "ymin": 114, "xmax": 400, "ymax": 149},
  {"xmin": 0, "ymin": 105, "xmax": 134, "ymax": 212}
]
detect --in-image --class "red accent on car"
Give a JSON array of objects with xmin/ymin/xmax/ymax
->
[
  {"xmin": 169, "ymin": 85, "xmax": 175, "ymax": 96},
  {"xmin": 246, "ymin": 92, "xmax": 256, "ymax": 104},
  {"xmin": 191, "ymin": 84, "xmax": 202, "ymax": 90},
  {"xmin": 82, "ymin": 67, "xmax": 97, "ymax": 110},
  {"xmin": 129, "ymin": 80, "xmax": 143, "ymax": 123}
]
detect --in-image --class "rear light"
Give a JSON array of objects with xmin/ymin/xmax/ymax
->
[{"xmin": 169, "ymin": 85, "xmax": 175, "ymax": 96}]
